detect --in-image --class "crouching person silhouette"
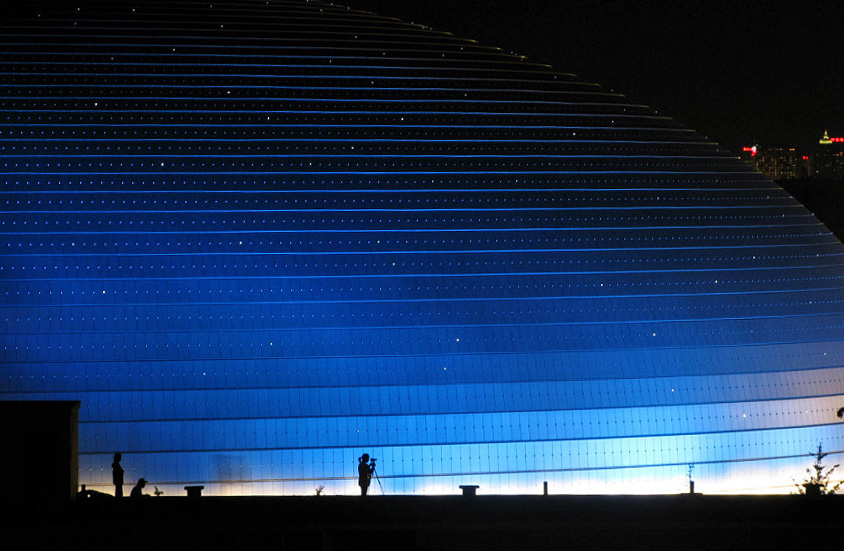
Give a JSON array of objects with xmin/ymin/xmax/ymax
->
[{"xmin": 130, "ymin": 478, "xmax": 151, "ymax": 498}]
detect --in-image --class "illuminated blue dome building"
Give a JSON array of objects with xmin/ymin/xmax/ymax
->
[{"xmin": 2, "ymin": 0, "xmax": 843, "ymax": 495}]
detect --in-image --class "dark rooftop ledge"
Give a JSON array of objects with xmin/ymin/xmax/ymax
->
[{"xmin": 6, "ymin": 494, "xmax": 844, "ymax": 550}]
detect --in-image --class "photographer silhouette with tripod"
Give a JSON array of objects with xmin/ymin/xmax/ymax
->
[{"xmin": 357, "ymin": 453, "xmax": 377, "ymax": 496}]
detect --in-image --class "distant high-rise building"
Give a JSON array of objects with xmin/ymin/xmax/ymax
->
[
  {"xmin": 812, "ymin": 130, "xmax": 844, "ymax": 179},
  {"xmin": 740, "ymin": 145, "xmax": 801, "ymax": 180}
]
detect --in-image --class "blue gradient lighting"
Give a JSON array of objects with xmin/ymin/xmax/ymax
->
[{"xmin": 2, "ymin": 0, "xmax": 844, "ymax": 496}]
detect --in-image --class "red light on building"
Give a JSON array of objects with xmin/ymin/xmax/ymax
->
[
  {"xmin": 742, "ymin": 146, "xmax": 758, "ymax": 157},
  {"xmin": 802, "ymin": 155, "xmax": 809, "ymax": 161},
  {"xmin": 831, "ymin": 137, "xmax": 844, "ymax": 143}
]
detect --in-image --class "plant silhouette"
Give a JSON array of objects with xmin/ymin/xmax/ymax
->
[{"xmin": 794, "ymin": 443, "xmax": 841, "ymax": 495}]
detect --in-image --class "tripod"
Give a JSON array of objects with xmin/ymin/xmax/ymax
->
[{"xmin": 371, "ymin": 463, "xmax": 385, "ymax": 495}]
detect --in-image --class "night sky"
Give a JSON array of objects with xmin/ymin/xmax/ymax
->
[{"xmin": 347, "ymin": 0, "xmax": 843, "ymax": 154}]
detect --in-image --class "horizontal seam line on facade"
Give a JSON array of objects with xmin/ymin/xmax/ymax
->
[
  {"xmin": 8, "ymin": 285, "xmax": 844, "ymax": 306},
  {"xmin": 74, "ymin": 423, "xmax": 844, "ymax": 457},
  {"xmin": 5, "ymin": 264, "xmax": 843, "ymax": 279},
  {"xmin": 0, "ymin": 244, "xmax": 832, "ymax": 254},
  {"xmin": 0, "ymin": 60, "xmax": 597, "ymax": 73},
  {"xmin": 0, "ymin": 155, "xmax": 747, "ymax": 161},
  {"xmin": 0, "ymin": 37, "xmax": 510, "ymax": 49},
  {"xmin": 0, "ymin": 71, "xmax": 598, "ymax": 83},
  {"xmin": 0, "ymin": 47, "xmax": 542, "ymax": 60},
  {"xmin": 7, "ymin": 364, "xmax": 844, "ymax": 390},
  {"xmin": 0, "ymin": 223, "xmax": 821, "ymax": 231},
  {"xmin": 0, "ymin": 171, "xmax": 765, "ymax": 176},
  {"xmin": 0, "ymin": 100, "xmax": 653, "ymax": 110},
  {"xmin": 15, "ymin": 387, "xmax": 843, "ymax": 409},
  {"xmin": 0, "ymin": 30, "xmax": 491, "ymax": 42},
  {"xmin": 0, "ymin": 54, "xmax": 552, "ymax": 64},
  {"xmin": 0, "ymin": 185, "xmax": 782, "ymax": 192},
  {"xmin": 5, "ymin": 336, "xmax": 844, "ymax": 365},
  {"xmin": 0, "ymin": 140, "xmax": 723, "ymax": 147},
  {"xmin": 0, "ymin": 28, "xmax": 483, "ymax": 38},
  {"xmin": 1, "ymin": 205, "xmax": 811, "ymax": 213},
  {"xmin": 63, "ymin": 408, "xmax": 844, "ymax": 426},
  {"xmin": 10, "ymin": 382, "xmax": 844, "ymax": 400},
  {"xmin": 0, "ymin": 110, "xmax": 666, "ymax": 119},
  {"xmin": 7, "ymin": 310, "xmax": 844, "ymax": 332},
  {"xmin": 0, "ymin": 124, "xmax": 689, "ymax": 130}
]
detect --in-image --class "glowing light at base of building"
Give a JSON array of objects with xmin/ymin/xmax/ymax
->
[{"xmin": 2, "ymin": 0, "xmax": 844, "ymax": 496}]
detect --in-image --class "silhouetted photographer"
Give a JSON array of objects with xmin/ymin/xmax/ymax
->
[{"xmin": 358, "ymin": 454, "xmax": 376, "ymax": 496}]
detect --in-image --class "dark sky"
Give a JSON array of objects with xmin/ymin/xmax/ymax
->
[{"xmin": 347, "ymin": 0, "xmax": 843, "ymax": 154}]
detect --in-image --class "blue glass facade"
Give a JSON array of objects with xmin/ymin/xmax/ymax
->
[{"xmin": 2, "ymin": 0, "xmax": 843, "ymax": 495}]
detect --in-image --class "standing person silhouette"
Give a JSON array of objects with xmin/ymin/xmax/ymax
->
[
  {"xmin": 112, "ymin": 453, "xmax": 124, "ymax": 498},
  {"xmin": 357, "ymin": 454, "xmax": 375, "ymax": 496}
]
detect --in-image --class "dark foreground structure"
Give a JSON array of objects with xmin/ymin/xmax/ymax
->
[
  {"xmin": 6, "ymin": 494, "xmax": 844, "ymax": 551},
  {"xmin": 0, "ymin": 401, "xmax": 79, "ymax": 514}
]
